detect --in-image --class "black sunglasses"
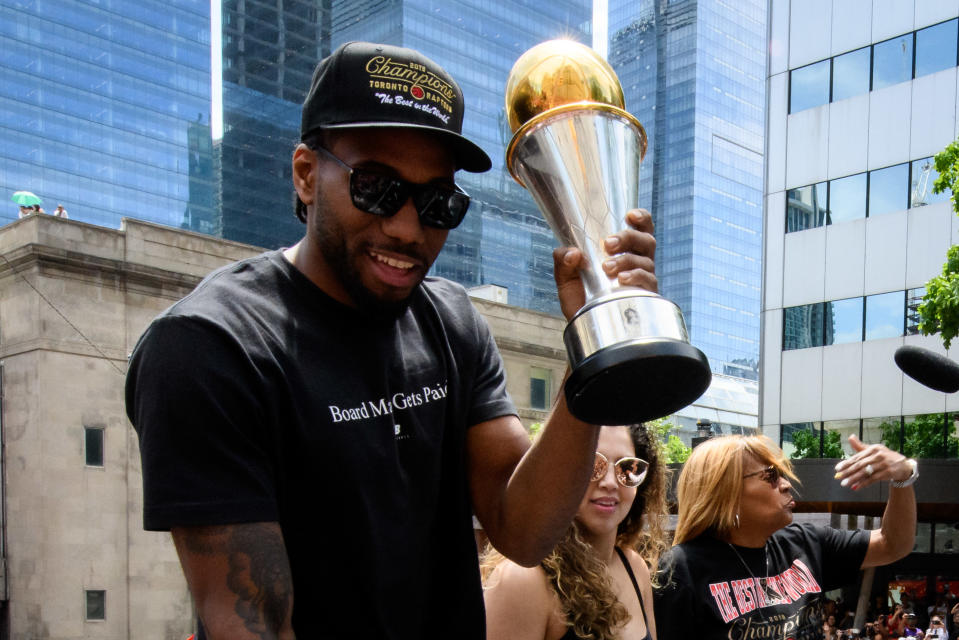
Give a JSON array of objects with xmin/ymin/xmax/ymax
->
[
  {"xmin": 313, "ymin": 145, "xmax": 470, "ymax": 230},
  {"xmin": 742, "ymin": 465, "xmax": 782, "ymax": 487}
]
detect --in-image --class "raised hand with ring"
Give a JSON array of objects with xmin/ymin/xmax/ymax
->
[{"xmin": 833, "ymin": 435, "xmax": 916, "ymax": 491}]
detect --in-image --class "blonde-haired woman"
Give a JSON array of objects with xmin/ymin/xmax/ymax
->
[
  {"xmin": 483, "ymin": 424, "xmax": 669, "ymax": 640},
  {"xmin": 654, "ymin": 434, "xmax": 917, "ymax": 640}
]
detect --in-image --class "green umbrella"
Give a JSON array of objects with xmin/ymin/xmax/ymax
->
[{"xmin": 12, "ymin": 191, "xmax": 42, "ymax": 206}]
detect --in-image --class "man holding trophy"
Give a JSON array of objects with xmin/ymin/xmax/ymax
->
[{"xmin": 127, "ymin": 39, "xmax": 699, "ymax": 639}]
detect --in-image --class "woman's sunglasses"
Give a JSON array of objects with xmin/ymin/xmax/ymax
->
[
  {"xmin": 591, "ymin": 452, "xmax": 649, "ymax": 488},
  {"xmin": 742, "ymin": 465, "xmax": 782, "ymax": 487},
  {"xmin": 313, "ymin": 145, "xmax": 471, "ymax": 230}
]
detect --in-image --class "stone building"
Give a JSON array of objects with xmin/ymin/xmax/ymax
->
[{"xmin": 0, "ymin": 214, "xmax": 566, "ymax": 638}]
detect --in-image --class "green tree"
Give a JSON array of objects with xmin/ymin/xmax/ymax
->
[
  {"xmin": 789, "ymin": 429, "xmax": 845, "ymax": 459},
  {"xmin": 529, "ymin": 418, "xmax": 694, "ymax": 463},
  {"xmin": 646, "ymin": 417, "xmax": 692, "ymax": 463},
  {"xmin": 918, "ymin": 139, "xmax": 959, "ymax": 347},
  {"xmin": 876, "ymin": 413, "xmax": 959, "ymax": 458},
  {"xmin": 822, "ymin": 431, "xmax": 845, "ymax": 458},
  {"xmin": 527, "ymin": 422, "xmax": 543, "ymax": 440},
  {"xmin": 790, "ymin": 429, "xmax": 817, "ymax": 458}
]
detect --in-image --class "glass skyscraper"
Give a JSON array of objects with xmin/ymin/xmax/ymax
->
[
  {"xmin": 213, "ymin": 0, "xmax": 331, "ymax": 247},
  {"xmin": 330, "ymin": 1, "xmax": 593, "ymax": 314},
  {"xmin": 1, "ymin": 0, "xmax": 592, "ymax": 315},
  {"xmin": 608, "ymin": 0, "xmax": 767, "ymax": 379},
  {"xmin": 2, "ymin": 0, "xmax": 767, "ymax": 331},
  {"xmin": 0, "ymin": 1, "xmax": 215, "ymax": 232}
]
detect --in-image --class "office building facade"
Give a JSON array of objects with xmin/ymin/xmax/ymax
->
[
  {"xmin": 762, "ymin": 0, "xmax": 959, "ymax": 600},
  {"xmin": 608, "ymin": 0, "xmax": 768, "ymax": 379},
  {"xmin": 0, "ymin": 1, "xmax": 215, "ymax": 233},
  {"xmin": 328, "ymin": 0, "xmax": 593, "ymax": 314},
  {"xmin": 1, "ymin": 1, "xmax": 598, "ymax": 315},
  {"xmin": 215, "ymin": 0, "xmax": 332, "ymax": 247}
]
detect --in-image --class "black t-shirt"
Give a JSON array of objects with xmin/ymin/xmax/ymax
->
[
  {"xmin": 125, "ymin": 250, "xmax": 517, "ymax": 639},
  {"xmin": 654, "ymin": 523, "xmax": 870, "ymax": 640}
]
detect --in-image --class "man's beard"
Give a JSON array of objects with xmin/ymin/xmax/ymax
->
[{"xmin": 313, "ymin": 203, "xmax": 421, "ymax": 318}]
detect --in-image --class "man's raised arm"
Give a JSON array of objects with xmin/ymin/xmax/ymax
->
[{"xmin": 469, "ymin": 209, "xmax": 657, "ymax": 566}]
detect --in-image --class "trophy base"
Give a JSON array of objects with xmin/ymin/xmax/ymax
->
[
  {"xmin": 565, "ymin": 338, "xmax": 712, "ymax": 425},
  {"xmin": 562, "ymin": 291, "xmax": 711, "ymax": 425}
]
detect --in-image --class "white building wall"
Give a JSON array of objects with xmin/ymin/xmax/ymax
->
[
  {"xmin": 761, "ymin": 0, "xmax": 959, "ymax": 436},
  {"xmin": 831, "ymin": 0, "xmax": 872, "ymax": 56}
]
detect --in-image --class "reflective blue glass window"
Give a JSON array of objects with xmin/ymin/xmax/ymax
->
[
  {"xmin": 865, "ymin": 291, "xmax": 905, "ymax": 340},
  {"xmin": 784, "ymin": 303, "xmax": 825, "ymax": 350},
  {"xmin": 915, "ymin": 19, "xmax": 958, "ymax": 78},
  {"xmin": 786, "ymin": 182, "xmax": 828, "ymax": 232},
  {"xmin": 873, "ymin": 34, "xmax": 914, "ymax": 90},
  {"xmin": 790, "ymin": 60, "xmax": 831, "ymax": 113},
  {"xmin": 911, "ymin": 157, "xmax": 952, "ymax": 207},
  {"xmin": 906, "ymin": 287, "xmax": 925, "ymax": 335},
  {"xmin": 868, "ymin": 163, "xmax": 909, "ymax": 217},
  {"xmin": 832, "ymin": 47, "xmax": 871, "ymax": 101},
  {"xmin": 824, "ymin": 297, "xmax": 863, "ymax": 345},
  {"xmin": 828, "ymin": 173, "xmax": 867, "ymax": 223}
]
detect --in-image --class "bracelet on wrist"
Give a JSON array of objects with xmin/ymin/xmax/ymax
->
[{"xmin": 890, "ymin": 458, "xmax": 918, "ymax": 488}]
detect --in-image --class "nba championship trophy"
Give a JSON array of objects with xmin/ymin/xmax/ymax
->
[{"xmin": 505, "ymin": 39, "xmax": 710, "ymax": 424}]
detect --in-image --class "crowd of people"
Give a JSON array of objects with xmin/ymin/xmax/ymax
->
[{"xmin": 819, "ymin": 591, "xmax": 959, "ymax": 640}]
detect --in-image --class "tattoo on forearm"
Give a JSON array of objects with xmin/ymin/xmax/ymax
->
[
  {"xmin": 177, "ymin": 523, "xmax": 293, "ymax": 639},
  {"xmin": 225, "ymin": 524, "xmax": 293, "ymax": 638}
]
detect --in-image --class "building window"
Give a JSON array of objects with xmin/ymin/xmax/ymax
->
[
  {"xmin": 789, "ymin": 59, "xmax": 831, "ymax": 113},
  {"xmin": 788, "ymin": 156, "xmax": 956, "ymax": 234},
  {"xmin": 906, "ymin": 287, "xmax": 926, "ymax": 335},
  {"xmin": 782, "ymin": 422, "xmax": 821, "ymax": 458},
  {"xmin": 873, "ymin": 33, "xmax": 914, "ymax": 90},
  {"xmin": 822, "ymin": 419, "xmax": 860, "ymax": 457},
  {"xmin": 529, "ymin": 367, "xmax": 551, "ymax": 410},
  {"xmin": 903, "ymin": 413, "xmax": 957, "ymax": 458},
  {"xmin": 788, "ymin": 20, "xmax": 959, "ymax": 110},
  {"xmin": 85, "ymin": 427, "xmax": 104, "ymax": 467},
  {"xmin": 786, "ymin": 182, "xmax": 828, "ymax": 232},
  {"xmin": 864, "ymin": 291, "xmax": 905, "ymax": 340},
  {"xmin": 828, "ymin": 173, "xmax": 867, "ymax": 223},
  {"xmin": 863, "ymin": 415, "xmax": 901, "ymax": 448},
  {"xmin": 868, "ymin": 163, "xmax": 909, "ymax": 217},
  {"xmin": 934, "ymin": 522, "xmax": 959, "ymax": 553},
  {"xmin": 915, "ymin": 522, "xmax": 933, "ymax": 553},
  {"xmin": 783, "ymin": 290, "xmax": 920, "ymax": 350},
  {"xmin": 915, "ymin": 19, "xmax": 958, "ymax": 78},
  {"xmin": 824, "ymin": 297, "xmax": 863, "ymax": 345},
  {"xmin": 789, "ymin": 414, "xmax": 958, "ymax": 461},
  {"xmin": 86, "ymin": 590, "xmax": 105, "ymax": 621},
  {"xmin": 910, "ymin": 157, "xmax": 951, "ymax": 207},
  {"xmin": 783, "ymin": 303, "xmax": 825, "ymax": 350},
  {"xmin": 832, "ymin": 46, "xmax": 871, "ymax": 101}
]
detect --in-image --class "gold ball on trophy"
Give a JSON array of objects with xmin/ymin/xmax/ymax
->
[{"xmin": 504, "ymin": 39, "xmax": 626, "ymax": 134}]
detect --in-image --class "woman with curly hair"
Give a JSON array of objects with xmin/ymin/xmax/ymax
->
[{"xmin": 482, "ymin": 424, "xmax": 669, "ymax": 640}]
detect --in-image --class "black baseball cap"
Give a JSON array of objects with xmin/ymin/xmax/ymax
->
[{"xmin": 301, "ymin": 41, "xmax": 491, "ymax": 173}]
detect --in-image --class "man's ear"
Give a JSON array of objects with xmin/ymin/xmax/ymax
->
[{"xmin": 292, "ymin": 144, "xmax": 316, "ymax": 207}]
